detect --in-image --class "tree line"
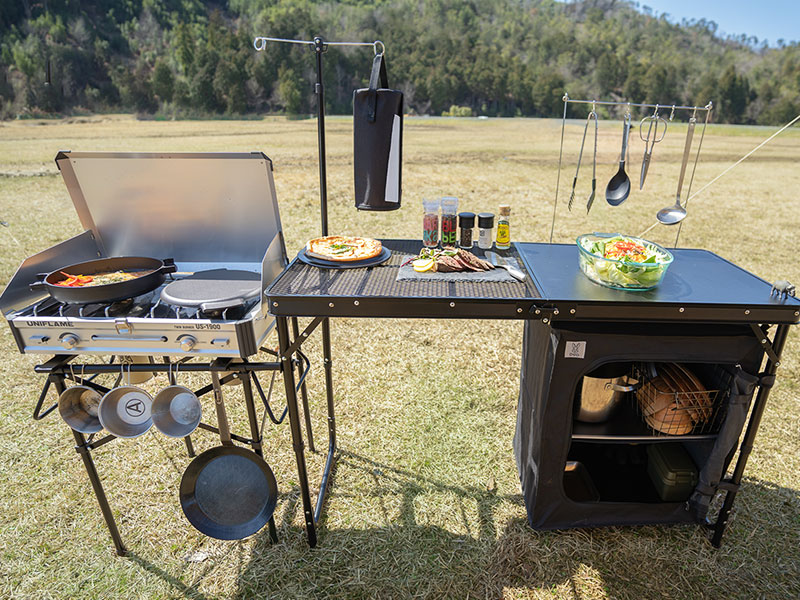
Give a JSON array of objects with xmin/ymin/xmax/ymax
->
[{"xmin": 1, "ymin": 0, "xmax": 798, "ymax": 124}]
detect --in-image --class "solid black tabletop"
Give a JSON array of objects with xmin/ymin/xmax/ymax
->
[{"xmin": 517, "ymin": 243, "xmax": 800, "ymax": 324}]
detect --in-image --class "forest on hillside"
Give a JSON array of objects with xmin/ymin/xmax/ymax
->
[{"xmin": 1, "ymin": 0, "xmax": 799, "ymax": 123}]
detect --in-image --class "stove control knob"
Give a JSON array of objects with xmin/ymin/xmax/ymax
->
[
  {"xmin": 178, "ymin": 335, "xmax": 198, "ymax": 352},
  {"xmin": 60, "ymin": 333, "xmax": 80, "ymax": 350}
]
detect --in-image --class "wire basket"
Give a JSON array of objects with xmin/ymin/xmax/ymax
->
[{"xmin": 634, "ymin": 363, "xmax": 729, "ymax": 436}]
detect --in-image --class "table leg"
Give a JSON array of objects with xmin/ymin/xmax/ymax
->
[
  {"xmin": 276, "ymin": 317, "xmax": 317, "ymax": 547},
  {"xmin": 316, "ymin": 317, "xmax": 337, "ymax": 522},
  {"xmin": 711, "ymin": 323, "xmax": 790, "ymax": 547},
  {"xmin": 292, "ymin": 316, "xmax": 315, "ymax": 453}
]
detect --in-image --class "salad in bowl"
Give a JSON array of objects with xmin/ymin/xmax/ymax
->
[{"xmin": 576, "ymin": 233, "xmax": 673, "ymax": 291}]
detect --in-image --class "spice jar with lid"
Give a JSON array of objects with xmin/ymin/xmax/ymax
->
[
  {"xmin": 440, "ymin": 197, "xmax": 459, "ymax": 247},
  {"xmin": 477, "ymin": 212, "xmax": 494, "ymax": 250},
  {"xmin": 458, "ymin": 212, "xmax": 475, "ymax": 249},
  {"xmin": 496, "ymin": 205, "xmax": 511, "ymax": 249},
  {"xmin": 422, "ymin": 198, "xmax": 440, "ymax": 247}
]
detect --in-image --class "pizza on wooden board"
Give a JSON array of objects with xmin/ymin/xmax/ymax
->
[{"xmin": 306, "ymin": 236, "xmax": 383, "ymax": 262}]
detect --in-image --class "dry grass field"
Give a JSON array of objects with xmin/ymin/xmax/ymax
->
[{"xmin": 0, "ymin": 114, "xmax": 798, "ymax": 599}]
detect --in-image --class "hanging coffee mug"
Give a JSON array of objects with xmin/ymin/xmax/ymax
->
[
  {"xmin": 58, "ymin": 385, "xmax": 103, "ymax": 434},
  {"xmin": 98, "ymin": 386, "xmax": 154, "ymax": 438},
  {"xmin": 152, "ymin": 385, "xmax": 202, "ymax": 438}
]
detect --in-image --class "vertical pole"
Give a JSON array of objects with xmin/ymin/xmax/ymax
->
[
  {"xmin": 54, "ymin": 376, "xmax": 127, "ymax": 556},
  {"xmin": 276, "ymin": 317, "xmax": 317, "ymax": 547},
  {"xmin": 711, "ymin": 323, "xmax": 791, "ymax": 547},
  {"xmin": 313, "ymin": 35, "xmax": 337, "ymax": 520},
  {"xmin": 314, "ymin": 36, "xmax": 329, "ymax": 237},
  {"xmin": 550, "ymin": 95, "xmax": 569, "ymax": 244}
]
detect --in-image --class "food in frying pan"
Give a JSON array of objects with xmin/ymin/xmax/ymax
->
[{"xmin": 55, "ymin": 270, "xmax": 143, "ymax": 287}]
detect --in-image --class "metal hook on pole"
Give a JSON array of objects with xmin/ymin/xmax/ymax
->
[
  {"xmin": 373, "ymin": 40, "xmax": 385, "ymax": 56},
  {"xmin": 669, "ymin": 104, "xmax": 676, "ymax": 121}
]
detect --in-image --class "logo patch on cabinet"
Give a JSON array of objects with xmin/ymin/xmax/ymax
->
[{"xmin": 564, "ymin": 341, "xmax": 586, "ymax": 359}]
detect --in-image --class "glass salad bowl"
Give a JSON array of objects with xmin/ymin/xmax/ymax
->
[{"xmin": 576, "ymin": 233, "xmax": 674, "ymax": 291}]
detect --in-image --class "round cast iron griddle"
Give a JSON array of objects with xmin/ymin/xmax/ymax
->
[
  {"xmin": 160, "ymin": 269, "xmax": 260, "ymax": 310},
  {"xmin": 179, "ymin": 445, "xmax": 278, "ymax": 540},
  {"xmin": 31, "ymin": 257, "xmax": 176, "ymax": 304},
  {"xmin": 296, "ymin": 246, "xmax": 391, "ymax": 269}
]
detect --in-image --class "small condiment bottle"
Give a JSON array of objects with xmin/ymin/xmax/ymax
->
[
  {"xmin": 496, "ymin": 205, "xmax": 511, "ymax": 249},
  {"xmin": 458, "ymin": 212, "xmax": 475, "ymax": 249},
  {"xmin": 440, "ymin": 197, "xmax": 459, "ymax": 247},
  {"xmin": 477, "ymin": 212, "xmax": 494, "ymax": 250},
  {"xmin": 422, "ymin": 198, "xmax": 440, "ymax": 247}
]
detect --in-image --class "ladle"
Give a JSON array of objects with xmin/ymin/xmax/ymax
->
[
  {"xmin": 605, "ymin": 113, "xmax": 632, "ymax": 206},
  {"xmin": 657, "ymin": 116, "xmax": 696, "ymax": 225}
]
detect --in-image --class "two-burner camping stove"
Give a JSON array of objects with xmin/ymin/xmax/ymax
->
[{"xmin": 0, "ymin": 152, "xmax": 321, "ymax": 554}]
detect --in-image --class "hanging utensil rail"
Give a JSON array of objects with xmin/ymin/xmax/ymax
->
[
  {"xmin": 550, "ymin": 94, "xmax": 713, "ymax": 244},
  {"xmin": 562, "ymin": 94, "xmax": 712, "ymax": 113}
]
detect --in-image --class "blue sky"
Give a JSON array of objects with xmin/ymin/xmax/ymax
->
[
  {"xmin": 630, "ymin": 0, "xmax": 799, "ymax": 45},
  {"xmin": 556, "ymin": 1, "xmax": 799, "ymax": 46}
]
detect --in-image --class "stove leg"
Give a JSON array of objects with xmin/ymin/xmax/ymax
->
[
  {"xmin": 276, "ymin": 317, "xmax": 317, "ymax": 547},
  {"xmin": 183, "ymin": 435, "xmax": 195, "ymax": 458},
  {"xmin": 72, "ymin": 430, "xmax": 127, "ymax": 556},
  {"xmin": 52, "ymin": 375, "xmax": 126, "ymax": 556},
  {"xmin": 292, "ymin": 317, "xmax": 315, "ymax": 453}
]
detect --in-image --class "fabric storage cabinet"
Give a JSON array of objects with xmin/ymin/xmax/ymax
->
[{"xmin": 513, "ymin": 319, "xmax": 764, "ymax": 530}]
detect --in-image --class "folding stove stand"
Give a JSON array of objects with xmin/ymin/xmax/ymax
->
[
  {"xmin": 267, "ymin": 240, "xmax": 800, "ymax": 548},
  {"xmin": 31, "ymin": 331, "xmax": 315, "ymax": 556}
]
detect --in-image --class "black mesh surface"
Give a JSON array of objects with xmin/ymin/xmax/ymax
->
[
  {"xmin": 269, "ymin": 240, "xmax": 539, "ymax": 300},
  {"xmin": 194, "ymin": 454, "xmax": 270, "ymax": 525}
]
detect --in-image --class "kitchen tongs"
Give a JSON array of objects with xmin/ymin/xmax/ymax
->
[
  {"xmin": 639, "ymin": 107, "xmax": 667, "ymax": 190},
  {"xmin": 569, "ymin": 111, "xmax": 598, "ymax": 212}
]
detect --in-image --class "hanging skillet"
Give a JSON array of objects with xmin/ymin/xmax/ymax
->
[
  {"xmin": 180, "ymin": 371, "xmax": 278, "ymax": 540},
  {"xmin": 30, "ymin": 256, "xmax": 176, "ymax": 304}
]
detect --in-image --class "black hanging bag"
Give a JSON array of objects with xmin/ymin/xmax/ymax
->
[{"xmin": 353, "ymin": 53, "xmax": 403, "ymax": 210}]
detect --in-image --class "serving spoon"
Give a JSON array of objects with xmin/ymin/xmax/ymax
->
[
  {"xmin": 657, "ymin": 116, "xmax": 696, "ymax": 225},
  {"xmin": 605, "ymin": 113, "xmax": 632, "ymax": 206}
]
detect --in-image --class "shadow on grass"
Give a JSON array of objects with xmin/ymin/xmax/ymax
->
[
  {"xmin": 126, "ymin": 552, "xmax": 215, "ymax": 600},
  {"xmin": 225, "ymin": 448, "xmax": 800, "ymax": 599}
]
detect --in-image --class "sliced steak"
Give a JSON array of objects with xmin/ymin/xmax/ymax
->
[
  {"xmin": 458, "ymin": 249, "xmax": 493, "ymax": 271},
  {"xmin": 435, "ymin": 256, "xmax": 462, "ymax": 272},
  {"xmin": 453, "ymin": 254, "xmax": 480, "ymax": 271}
]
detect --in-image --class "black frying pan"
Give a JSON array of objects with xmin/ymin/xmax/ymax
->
[
  {"xmin": 179, "ymin": 371, "xmax": 279, "ymax": 540},
  {"xmin": 179, "ymin": 445, "xmax": 278, "ymax": 540},
  {"xmin": 30, "ymin": 256, "xmax": 176, "ymax": 304}
]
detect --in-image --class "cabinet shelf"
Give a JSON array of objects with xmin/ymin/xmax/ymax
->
[{"xmin": 571, "ymin": 401, "xmax": 718, "ymax": 443}]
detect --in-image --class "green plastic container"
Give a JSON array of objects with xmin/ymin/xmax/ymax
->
[{"xmin": 646, "ymin": 444, "xmax": 699, "ymax": 502}]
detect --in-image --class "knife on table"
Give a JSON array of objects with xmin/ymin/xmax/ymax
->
[{"xmin": 485, "ymin": 251, "xmax": 526, "ymax": 281}]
